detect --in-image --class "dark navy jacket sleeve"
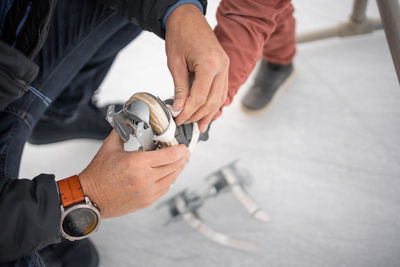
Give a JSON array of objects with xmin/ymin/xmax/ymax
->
[
  {"xmin": 0, "ymin": 174, "xmax": 61, "ymax": 263},
  {"xmin": 102, "ymin": 0, "xmax": 207, "ymax": 39}
]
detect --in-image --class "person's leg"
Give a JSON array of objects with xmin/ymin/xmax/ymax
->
[
  {"xmin": 261, "ymin": 3, "xmax": 296, "ymax": 65},
  {"xmin": 29, "ymin": 20, "xmax": 141, "ymax": 144},
  {"xmin": 41, "ymin": 23, "xmax": 141, "ymax": 121},
  {"xmin": 241, "ymin": 3, "xmax": 296, "ymax": 112},
  {"xmin": 1, "ymin": 252, "xmax": 45, "ymax": 267},
  {"xmin": 32, "ymin": 0, "xmax": 141, "ymax": 121},
  {"xmin": 0, "ymin": 0, "xmax": 141, "ymax": 178},
  {"xmin": 0, "ymin": 0, "xmax": 141, "ymax": 265}
]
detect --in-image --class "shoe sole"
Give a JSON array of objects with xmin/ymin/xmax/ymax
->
[
  {"xmin": 28, "ymin": 105, "xmax": 117, "ymax": 145},
  {"xmin": 240, "ymin": 68, "xmax": 297, "ymax": 116},
  {"xmin": 28, "ymin": 132, "xmax": 109, "ymax": 145},
  {"xmin": 126, "ymin": 92, "xmax": 179, "ymax": 147}
]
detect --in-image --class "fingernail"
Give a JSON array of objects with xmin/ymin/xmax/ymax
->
[
  {"xmin": 177, "ymin": 118, "xmax": 186, "ymax": 126},
  {"xmin": 173, "ymin": 99, "xmax": 183, "ymax": 111}
]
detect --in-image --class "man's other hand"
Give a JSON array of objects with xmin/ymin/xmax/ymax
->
[
  {"xmin": 78, "ymin": 131, "xmax": 190, "ymax": 218},
  {"xmin": 165, "ymin": 4, "xmax": 229, "ymax": 132}
]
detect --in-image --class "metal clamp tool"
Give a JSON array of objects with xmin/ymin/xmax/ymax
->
[
  {"xmin": 159, "ymin": 160, "xmax": 270, "ymax": 252},
  {"xmin": 106, "ymin": 100, "xmax": 157, "ymax": 151}
]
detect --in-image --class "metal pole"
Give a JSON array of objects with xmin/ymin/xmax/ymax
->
[
  {"xmin": 376, "ymin": 0, "xmax": 400, "ymax": 84},
  {"xmin": 351, "ymin": 0, "xmax": 369, "ymax": 23},
  {"xmin": 296, "ymin": 0, "xmax": 382, "ymax": 44}
]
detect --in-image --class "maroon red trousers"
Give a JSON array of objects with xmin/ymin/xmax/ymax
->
[{"xmin": 214, "ymin": 0, "xmax": 296, "ymax": 118}]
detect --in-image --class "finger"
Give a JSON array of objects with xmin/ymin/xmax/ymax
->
[
  {"xmin": 155, "ymin": 163, "xmax": 186, "ymax": 187},
  {"xmin": 221, "ymin": 71, "xmax": 229, "ymax": 105},
  {"xmin": 148, "ymin": 163, "xmax": 185, "ymax": 206},
  {"xmin": 146, "ymin": 144, "xmax": 190, "ymax": 167},
  {"xmin": 185, "ymin": 72, "xmax": 226, "ymax": 124},
  {"xmin": 168, "ymin": 59, "xmax": 190, "ymax": 111},
  {"xmin": 198, "ymin": 112, "xmax": 215, "ymax": 133},
  {"xmin": 151, "ymin": 186, "xmax": 171, "ymax": 204},
  {"xmin": 102, "ymin": 130, "xmax": 124, "ymax": 151},
  {"xmin": 175, "ymin": 69, "xmax": 214, "ymax": 125},
  {"xmin": 151, "ymin": 155, "xmax": 188, "ymax": 181},
  {"xmin": 212, "ymin": 72, "xmax": 229, "ymax": 122},
  {"xmin": 209, "ymin": 72, "xmax": 229, "ymax": 123}
]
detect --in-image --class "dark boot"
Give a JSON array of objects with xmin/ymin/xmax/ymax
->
[
  {"xmin": 241, "ymin": 60, "xmax": 294, "ymax": 112},
  {"xmin": 38, "ymin": 239, "xmax": 99, "ymax": 267},
  {"xmin": 28, "ymin": 102, "xmax": 123, "ymax": 145}
]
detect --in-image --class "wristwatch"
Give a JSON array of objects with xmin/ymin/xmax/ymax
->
[{"xmin": 57, "ymin": 175, "xmax": 101, "ymax": 241}]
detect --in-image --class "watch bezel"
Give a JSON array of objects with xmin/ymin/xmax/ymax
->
[{"xmin": 60, "ymin": 196, "xmax": 101, "ymax": 241}]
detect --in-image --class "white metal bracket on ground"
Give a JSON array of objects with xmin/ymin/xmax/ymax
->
[{"xmin": 159, "ymin": 160, "xmax": 270, "ymax": 252}]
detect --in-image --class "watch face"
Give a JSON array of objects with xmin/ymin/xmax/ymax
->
[{"xmin": 62, "ymin": 207, "xmax": 99, "ymax": 238}]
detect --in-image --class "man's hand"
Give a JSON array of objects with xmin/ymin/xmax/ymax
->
[
  {"xmin": 165, "ymin": 4, "xmax": 229, "ymax": 132},
  {"xmin": 78, "ymin": 131, "xmax": 190, "ymax": 218}
]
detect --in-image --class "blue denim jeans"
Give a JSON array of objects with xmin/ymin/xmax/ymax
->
[{"xmin": 0, "ymin": 0, "xmax": 141, "ymax": 265}]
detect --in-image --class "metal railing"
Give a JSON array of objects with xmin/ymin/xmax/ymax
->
[{"xmin": 296, "ymin": 0, "xmax": 400, "ymax": 84}]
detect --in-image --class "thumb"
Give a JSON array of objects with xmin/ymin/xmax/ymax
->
[
  {"xmin": 103, "ymin": 130, "xmax": 124, "ymax": 151},
  {"xmin": 170, "ymin": 61, "xmax": 190, "ymax": 111}
]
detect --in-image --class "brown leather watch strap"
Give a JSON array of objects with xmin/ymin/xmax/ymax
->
[{"xmin": 57, "ymin": 175, "xmax": 85, "ymax": 207}]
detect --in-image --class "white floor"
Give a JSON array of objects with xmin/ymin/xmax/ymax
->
[{"xmin": 20, "ymin": 1, "xmax": 400, "ymax": 266}]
